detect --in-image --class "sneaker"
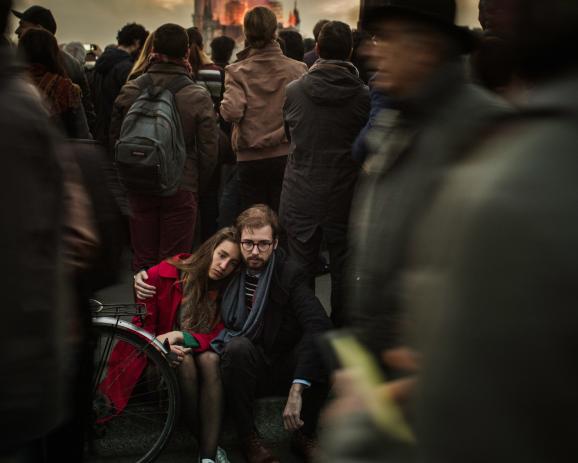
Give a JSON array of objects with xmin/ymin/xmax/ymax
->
[
  {"xmin": 200, "ymin": 459, "xmax": 215, "ymax": 463},
  {"xmin": 216, "ymin": 447, "xmax": 230, "ymax": 463}
]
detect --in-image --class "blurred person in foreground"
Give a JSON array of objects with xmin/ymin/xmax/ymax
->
[
  {"xmin": 92, "ymin": 22, "xmax": 148, "ymax": 147},
  {"xmin": 220, "ymin": 6, "xmax": 307, "ymax": 213},
  {"xmin": 404, "ymin": 0, "xmax": 578, "ymax": 461},
  {"xmin": 0, "ymin": 0, "xmax": 71, "ymax": 459},
  {"xmin": 13, "ymin": 5, "xmax": 96, "ymax": 133},
  {"xmin": 346, "ymin": 0, "xmax": 511, "ymax": 360},
  {"xmin": 280, "ymin": 21, "xmax": 369, "ymax": 328}
]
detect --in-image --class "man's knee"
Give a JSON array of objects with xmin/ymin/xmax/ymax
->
[{"xmin": 221, "ymin": 337, "xmax": 256, "ymax": 365}]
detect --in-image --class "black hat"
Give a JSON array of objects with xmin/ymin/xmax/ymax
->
[
  {"xmin": 360, "ymin": 0, "xmax": 474, "ymax": 53},
  {"xmin": 12, "ymin": 5, "xmax": 57, "ymax": 34}
]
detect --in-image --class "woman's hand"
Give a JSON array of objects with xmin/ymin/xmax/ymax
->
[
  {"xmin": 168, "ymin": 345, "xmax": 191, "ymax": 368},
  {"xmin": 134, "ymin": 270, "xmax": 156, "ymax": 300},
  {"xmin": 157, "ymin": 331, "xmax": 184, "ymax": 346}
]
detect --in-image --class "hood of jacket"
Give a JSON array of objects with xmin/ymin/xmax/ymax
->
[
  {"xmin": 302, "ymin": 59, "xmax": 365, "ymax": 106},
  {"xmin": 94, "ymin": 47, "xmax": 132, "ymax": 75}
]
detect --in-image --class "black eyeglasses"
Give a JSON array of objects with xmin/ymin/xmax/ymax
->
[{"xmin": 240, "ymin": 240, "xmax": 273, "ymax": 252}]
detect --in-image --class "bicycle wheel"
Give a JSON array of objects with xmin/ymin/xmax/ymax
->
[{"xmin": 87, "ymin": 323, "xmax": 180, "ymax": 463}]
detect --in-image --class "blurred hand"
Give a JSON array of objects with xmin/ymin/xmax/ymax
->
[
  {"xmin": 322, "ymin": 369, "xmax": 366, "ymax": 424},
  {"xmin": 382, "ymin": 347, "xmax": 421, "ymax": 373},
  {"xmin": 134, "ymin": 270, "xmax": 156, "ymax": 299},
  {"xmin": 323, "ymin": 347, "xmax": 421, "ymax": 425}
]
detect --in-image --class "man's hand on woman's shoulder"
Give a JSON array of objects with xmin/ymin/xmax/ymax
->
[{"xmin": 134, "ymin": 270, "xmax": 156, "ymax": 299}]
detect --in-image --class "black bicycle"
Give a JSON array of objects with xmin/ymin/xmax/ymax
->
[{"xmin": 87, "ymin": 299, "xmax": 180, "ymax": 462}]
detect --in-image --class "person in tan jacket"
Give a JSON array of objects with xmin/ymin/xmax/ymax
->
[
  {"xmin": 110, "ymin": 23, "xmax": 218, "ymax": 272},
  {"xmin": 220, "ymin": 6, "xmax": 307, "ymax": 213}
]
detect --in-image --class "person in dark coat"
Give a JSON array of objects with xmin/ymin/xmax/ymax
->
[
  {"xmin": 92, "ymin": 22, "xmax": 148, "ymax": 146},
  {"xmin": 280, "ymin": 21, "xmax": 369, "ymax": 328},
  {"xmin": 407, "ymin": 1, "xmax": 578, "ymax": 461},
  {"xmin": 217, "ymin": 205, "xmax": 332, "ymax": 463},
  {"xmin": 346, "ymin": 0, "xmax": 511, "ymax": 358}
]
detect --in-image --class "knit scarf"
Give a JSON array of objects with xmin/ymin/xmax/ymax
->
[
  {"xmin": 210, "ymin": 252, "xmax": 277, "ymax": 354},
  {"xmin": 29, "ymin": 64, "xmax": 81, "ymax": 115},
  {"xmin": 148, "ymin": 53, "xmax": 193, "ymax": 77}
]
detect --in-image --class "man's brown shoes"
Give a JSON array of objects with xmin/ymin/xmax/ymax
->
[
  {"xmin": 241, "ymin": 432, "xmax": 280, "ymax": 463},
  {"xmin": 290, "ymin": 430, "xmax": 319, "ymax": 463}
]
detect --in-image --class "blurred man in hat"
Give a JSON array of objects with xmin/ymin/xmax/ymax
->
[{"xmin": 346, "ymin": 0, "xmax": 511, "ymax": 357}]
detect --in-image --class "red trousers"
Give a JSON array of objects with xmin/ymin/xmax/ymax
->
[{"xmin": 128, "ymin": 189, "xmax": 198, "ymax": 272}]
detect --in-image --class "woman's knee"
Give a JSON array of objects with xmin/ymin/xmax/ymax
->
[
  {"xmin": 195, "ymin": 352, "xmax": 221, "ymax": 385},
  {"xmin": 196, "ymin": 351, "xmax": 220, "ymax": 371},
  {"xmin": 177, "ymin": 353, "xmax": 197, "ymax": 378}
]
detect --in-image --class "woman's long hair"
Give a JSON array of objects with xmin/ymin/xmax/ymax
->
[
  {"xmin": 127, "ymin": 31, "xmax": 155, "ymax": 81},
  {"xmin": 18, "ymin": 27, "xmax": 66, "ymax": 76},
  {"xmin": 172, "ymin": 227, "xmax": 239, "ymax": 333},
  {"xmin": 186, "ymin": 27, "xmax": 213, "ymax": 79}
]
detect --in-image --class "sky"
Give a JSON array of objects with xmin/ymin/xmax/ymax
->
[{"xmin": 8, "ymin": 0, "xmax": 480, "ymax": 48}]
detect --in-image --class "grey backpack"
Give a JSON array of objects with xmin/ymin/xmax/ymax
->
[{"xmin": 115, "ymin": 74, "xmax": 192, "ymax": 196}]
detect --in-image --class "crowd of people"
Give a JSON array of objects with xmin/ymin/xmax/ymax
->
[{"xmin": 3, "ymin": 0, "xmax": 578, "ymax": 462}]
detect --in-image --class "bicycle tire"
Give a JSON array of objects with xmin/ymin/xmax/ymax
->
[{"xmin": 88, "ymin": 323, "xmax": 180, "ymax": 463}]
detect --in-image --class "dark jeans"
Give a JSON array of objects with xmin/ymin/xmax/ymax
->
[
  {"xmin": 287, "ymin": 224, "xmax": 349, "ymax": 327},
  {"xmin": 237, "ymin": 156, "xmax": 287, "ymax": 214},
  {"xmin": 128, "ymin": 189, "xmax": 198, "ymax": 272},
  {"xmin": 220, "ymin": 337, "xmax": 329, "ymax": 438}
]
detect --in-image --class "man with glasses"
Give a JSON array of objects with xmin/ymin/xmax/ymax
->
[
  {"xmin": 135, "ymin": 204, "xmax": 331, "ymax": 463},
  {"xmin": 216, "ymin": 204, "xmax": 331, "ymax": 463}
]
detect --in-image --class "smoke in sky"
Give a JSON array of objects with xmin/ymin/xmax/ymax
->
[{"xmin": 9, "ymin": 0, "xmax": 478, "ymax": 47}]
